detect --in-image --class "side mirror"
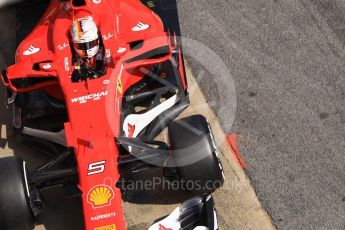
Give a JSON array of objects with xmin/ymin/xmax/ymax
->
[
  {"xmin": 121, "ymin": 33, "xmax": 176, "ymax": 70},
  {"xmin": 2, "ymin": 60, "xmax": 58, "ymax": 93}
]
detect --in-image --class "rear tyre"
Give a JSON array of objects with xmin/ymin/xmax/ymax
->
[
  {"xmin": 0, "ymin": 157, "xmax": 34, "ymax": 230},
  {"xmin": 168, "ymin": 115, "xmax": 225, "ymax": 195}
]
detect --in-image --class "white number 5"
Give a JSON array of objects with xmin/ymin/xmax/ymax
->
[{"xmin": 87, "ymin": 161, "xmax": 106, "ymax": 175}]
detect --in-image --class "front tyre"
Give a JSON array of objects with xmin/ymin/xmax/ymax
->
[
  {"xmin": 168, "ymin": 115, "xmax": 225, "ymax": 195},
  {"xmin": 0, "ymin": 156, "xmax": 35, "ymax": 230}
]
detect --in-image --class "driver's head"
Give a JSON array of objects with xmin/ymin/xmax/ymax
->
[{"xmin": 71, "ymin": 18, "xmax": 99, "ymax": 58}]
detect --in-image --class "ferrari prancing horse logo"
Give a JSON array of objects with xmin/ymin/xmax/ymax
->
[{"xmin": 117, "ymin": 75, "xmax": 123, "ymax": 94}]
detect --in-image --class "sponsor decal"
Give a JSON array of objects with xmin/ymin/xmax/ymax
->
[
  {"xmin": 94, "ymin": 224, "xmax": 116, "ymax": 230},
  {"xmin": 42, "ymin": 63, "xmax": 52, "ymax": 70},
  {"xmin": 208, "ymin": 123, "xmax": 220, "ymax": 158},
  {"xmin": 159, "ymin": 225, "xmax": 172, "ymax": 230},
  {"xmin": 116, "ymin": 76, "xmax": 123, "ymax": 94},
  {"xmin": 102, "ymin": 33, "xmax": 114, "ymax": 40},
  {"xmin": 87, "ymin": 161, "xmax": 106, "ymax": 176},
  {"xmin": 103, "ymin": 79, "xmax": 110, "ymax": 85},
  {"xmin": 127, "ymin": 124, "xmax": 135, "ymax": 138},
  {"xmin": 77, "ymin": 16, "xmax": 93, "ymax": 21},
  {"xmin": 64, "ymin": 57, "xmax": 70, "ymax": 71},
  {"xmin": 147, "ymin": 0, "xmax": 155, "ymax": 8},
  {"xmin": 91, "ymin": 212, "xmax": 116, "ymax": 221},
  {"xmin": 87, "ymin": 185, "xmax": 114, "ymax": 209},
  {"xmin": 207, "ymin": 123, "xmax": 225, "ymax": 179},
  {"xmin": 23, "ymin": 45, "xmax": 40, "ymax": 56},
  {"xmin": 92, "ymin": 0, "xmax": 101, "ymax": 4},
  {"xmin": 132, "ymin": 22, "xmax": 150, "ymax": 32},
  {"xmin": 117, "ymin": 47, "xmax": 126, "ymax": 54},
  {"xmin": 57, "ymin": 42, "xmax": 69, "ymax": 51},
  {"xmin": 105, "ymin": 49, "xmax": 112, "ymax": 63},
  {"xmin": 116, "ymin": 15, "xmax": 120, "ymax": 33},
  {"xmin": 71, "ymin": 91, "xmax": 108, "ymax": 104},
  {"xmin": 63, "ymin": 2, "xmax": 71, "ymax": 11}
]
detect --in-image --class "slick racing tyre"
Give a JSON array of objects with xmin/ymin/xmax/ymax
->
[
  {"xmin": 0, "ymin": 157, "xmax": 34, "ymax": 230},
  {"xmin": 168, "ymin": 115, "xmax": 225, "ymax": 195}
]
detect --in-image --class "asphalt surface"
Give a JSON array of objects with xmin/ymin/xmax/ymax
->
[{"xmin": 177, "ymin": 0, "xmax": 345, "ymax": 229}]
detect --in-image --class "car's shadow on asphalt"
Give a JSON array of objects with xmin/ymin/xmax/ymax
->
[{"xmin": 120, "ymin": 164, "xmax": 205, "ymax": 204}]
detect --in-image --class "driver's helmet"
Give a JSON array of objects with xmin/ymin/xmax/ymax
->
[{"xmin": 71, "ymin": 18, "xmax": 99, "ymax": 58}]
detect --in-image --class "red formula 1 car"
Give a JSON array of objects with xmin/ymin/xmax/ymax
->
[{"xmin": 0, "ymin": 0, "xmax": 224, "ymax": 229}]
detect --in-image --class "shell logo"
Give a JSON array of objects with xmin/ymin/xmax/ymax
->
[{"xmin": 87, "ymin": 185, "xmax": 114, "ymax": 208}]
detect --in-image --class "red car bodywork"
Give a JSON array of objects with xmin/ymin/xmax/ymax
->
[{"xmin": 1, "ymin": 0, "xmax": 187, "ymax": 229}]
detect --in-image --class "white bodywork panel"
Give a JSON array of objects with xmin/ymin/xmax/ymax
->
[
  {"xmin": 147, "ymin": 205, "xmax": 210, "ymax": 230},
  {"xmin": 148, "ymin": 207, "xmax": 181, "ymax": 230},
  {"xmin": 123, "ymin": 94, "xmax": 178, "ymax": 138}
]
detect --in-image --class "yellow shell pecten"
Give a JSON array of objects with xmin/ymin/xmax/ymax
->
[{"xmin": 88, "ymin": 185, "xmax": 114, "ymax": 207}]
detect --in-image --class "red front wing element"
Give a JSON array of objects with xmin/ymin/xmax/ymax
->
[{"xmin": 1, "ymin": 0, "xmax": 186, "ymax": 229}]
